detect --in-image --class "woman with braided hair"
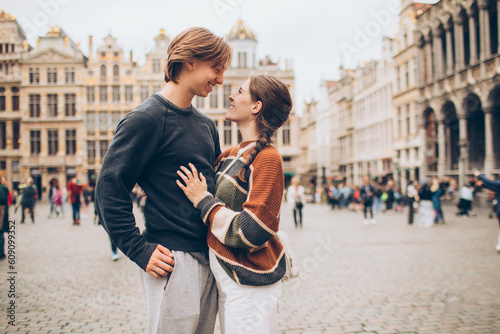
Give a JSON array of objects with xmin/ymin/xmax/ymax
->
[{"xmin": 177, "ymin": 74, "xmax": 292, "ymax": 333}]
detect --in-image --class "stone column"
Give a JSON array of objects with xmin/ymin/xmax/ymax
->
[
  {"xmin": 458, "ymin": 114, "xmax": 468, "ymax": 188},
  {"xmin": 484, "ymin": 107, "xmax": 495, "ymax": 176},
  {"xmin": 6, "ymin": 120, "xmax": 12, "ymax": 150},
  {"xmin": 498, "ymin": 0, "xmax": 500, "ymax": 53},
  {"xmin": 445, "ymin": 21, "xmax": 454, "ymax": 74},
  {"xmin": 455, "ymin": 15, "xmax": 465, "ymax": 69},
  {"xmin": 433, "ymin": 30, "xmax": 443, "ymax": 78},
  {"xmin": 469, "ymin": 9, "xmax": 478, "ymax": 63},
  {"xmin": 437, "ymin": 120, "xmax": 446, "ymax": 179},
  {"xmin": 479, "ymin": 0, "xmax": 491, "ymax": 59},
  {"xmin": 418, "ymin": 107, "xmax": 428, "ymax": 183},
  {"xmin": 425, "ymin": 34, "xmax": 433, "ymax": 82}
]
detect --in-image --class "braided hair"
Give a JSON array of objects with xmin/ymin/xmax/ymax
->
[{"xmin": 236, "ymin": 75, "xmax": 293, "ymax": 181}]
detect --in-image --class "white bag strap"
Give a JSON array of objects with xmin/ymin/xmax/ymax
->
[{"xmin": 219, "ymin": 142, "xmax": 256, "ymax": 178}]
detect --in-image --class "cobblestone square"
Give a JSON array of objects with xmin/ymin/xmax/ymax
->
[{"xmin": 1, "ymin": 200, "xmax": 500, "ymax": 333}]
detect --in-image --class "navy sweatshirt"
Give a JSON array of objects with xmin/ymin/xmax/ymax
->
[{"xmin": 95, "ymin": 94, "xmax": 221, "ymax": 271}]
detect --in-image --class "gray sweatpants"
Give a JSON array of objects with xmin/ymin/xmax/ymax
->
[{"xmin": 140, "ymin": 250, "xmax": 218, "ymax": 334}]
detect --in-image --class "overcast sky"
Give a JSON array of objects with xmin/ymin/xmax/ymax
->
[{"xmin": 3, "ymin": 0, "xmax": 438, "ymax": 114}]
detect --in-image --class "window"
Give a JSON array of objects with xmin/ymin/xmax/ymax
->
[
  {"xmin": 87, "ymin": 141, "xmax": 96, "ymax": 160},
  {"xmin": 405, "ymin": 60, "xmax": 410, "ymax": 89},
  {"xmin": 112, "ymin": 86, "xmax": 120, "ymax": 102},
  {"xmin": 100, "ymin": 65, "xmax": 106, "ymax": 81},
  {"xmin": 196, "ymin": 96, "xmax": 205, "ymax": 109},
  {"xmin": 398, "ymin": 106, "xmax": 403, "ymax": 138},
  {"xmin": 112, "ymin": 111, "xmax": 121, "ymax": 128},
  {"xmin": 47, "ymin": 67, "xmax": 57, "ymax": 84},
  {"xmin": 87, "ymin": 87, "xmax": 95, "ymax": 103},
  {"xmin": 406, "ymin": 103, "xmax": 411, "ymax": 136},
  {"xmin": 282, "ymin": 120, "xmax": 291, "ymax": 145},
  {"xmin": 29, "ymin": 68, "xmax": 40, "ymax": 84},
  {"xmin": 47, "ymin": 94, "xmax": 58, "ymax": 117},
  {"xmin": 113, "ymin": 65, "xmax": 119, "ymax": 81},
  {"xmin": 100, "ymin": 86, "xmax": 107, "ymax": 102},
  {"xmin": 100, "ymin": 140, "xmax": 108, "ymax": 158},
  {"xmin": 65, "ymin": 130, "xmax": 76, "ymax": 155},
  {"xmin": 0, "ymin": 95, "xmax": 5, "ymax": 111},
  {"xmin": 224, "ymin": 120, "xmax": 232, "ymax": 145},
  {"xmin": 12, "ymin": 95, "xmax": 19, "ymax": 111},
  {"xmin": 48, "ymin": 129, "xmax": 58, "ymax": 155},
  {"xmin": 86, "ymin": 111, "xmax": 96, "ymax": 131},
  {"xmin": 29, "ymin": 94, "xmax": 41, "ymax": 117},
  {"xmin": 223, "ymin": 84, "xmax": 231, "ymax": 108},
  {"xmin": 238, "ymin": 52, "xmax": 247, "ymax": 68},
  {"xmin": 396, "ymin": 65, "xmax": 401, "ymax": 91},
  {"xmin": 0, "ymin": 161, "xmax": 5, "ymax": 170},
  {"xmin": 0, "ymin": 122, "xmax": 5, "ymax": 149},
  {"xmin": 65, "ymin": 94, "xmax": 76, "ymax": 116},
  {"xmin": 141, "ymin": 86, "xmax": 149, "ymax": 101},
  {"xmin": 99, "ymin": 111, "xmax": 108, "ymax": 130},
  {"xmin": 12, "ymin": 121, "xmax": 19, "ymax": 149},
  {"xmin": 12, "ymin": 160, "xmax": 19, "ymax": 171},
  {"xmin": 153, "ymin": 59, "xmax": 161, "ymax": 73},
  {"xmin": 125, "ymin": 85, "xmax": 133, "ymax": 102},
  {"xmin": 30, "ymin": 130, "xmax": 41, "ymax": 156},
  {"xmin": 210, "ymin": 87, "xmax": 218, "ymax": 109}
]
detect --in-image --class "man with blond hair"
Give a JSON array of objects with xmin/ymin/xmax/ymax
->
[{"xmin": 95, "ymin": 27, "xmax": 232, "ymax": 333}]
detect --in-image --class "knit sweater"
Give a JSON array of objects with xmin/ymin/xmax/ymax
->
[{"xmin": 194, "ymin": 141, "xmax": 287, "ymax": 286}]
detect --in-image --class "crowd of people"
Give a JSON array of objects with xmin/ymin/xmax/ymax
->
[{"xmin": 284, "ymin": 172, "xmax": 500, "ymax": 252}]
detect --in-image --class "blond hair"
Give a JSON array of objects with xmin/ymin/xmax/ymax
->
[{"xmin": 164, "ymin": 27, "xmax": 232, "ymax": 83}]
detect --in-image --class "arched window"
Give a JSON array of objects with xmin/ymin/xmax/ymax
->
[
  {"xmin": 100, "ymin": 65, "xmax": 106, "ymax": 81},
  {"xmin": 113, "ymin": 65, "xmax": 119, "ymax": 81}
]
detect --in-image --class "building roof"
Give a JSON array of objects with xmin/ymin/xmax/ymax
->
[
  {"xmin": 325, "ymin": 80, "xmax": 339, "ymax": 90},
  {"xmin": 0, "ymin": 10, "xmax": 15, "ymax": 21},
  {"xmin": 414, "ymin": 2, "xmax": 433, "ymax": 18},
  {"xmin": 227, "ymin": 19, "xmax": 257, "ymax": 41}
]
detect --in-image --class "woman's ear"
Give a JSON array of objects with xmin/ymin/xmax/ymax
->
[
  {"xmin": 251, "ymin": 101, "xmax": 262, "ymax": 115},
  {"xmin": 185, "ymin": 62, "xmax": 195, "ymax": 71}
]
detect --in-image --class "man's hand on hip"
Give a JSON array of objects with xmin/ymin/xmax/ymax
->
[{"xmin": 146, "ymin": 244, "xmax": 175, "ymax": 278}]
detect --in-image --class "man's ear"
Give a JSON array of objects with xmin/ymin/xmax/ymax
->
[
  {"xmin": 251, "ymin": 101, "xmax": 262, "ymax": 115},
  {"xmin": 184, "ymin": 62, "xmax": 195, "ymax": 71}
]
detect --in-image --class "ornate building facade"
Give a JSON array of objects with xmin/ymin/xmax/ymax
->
[
  {"xmin": 0, "ymin": 11, "xmax": 29, "ymax": 190},
  {"xmin": 20, "ymin": 26, "xmax": 87, "ymax": 196},
  {"xmin": 392, "ymin": 1, "xmax": 431, "ymax": 191},
  {"xmin": 415, "ymin": 0, "xmax": 500, "ymax": 187}
]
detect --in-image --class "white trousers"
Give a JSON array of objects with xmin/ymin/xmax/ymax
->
[{"xmin": 209, "ymin": 249, "xmax": 282, "ymax": 334}]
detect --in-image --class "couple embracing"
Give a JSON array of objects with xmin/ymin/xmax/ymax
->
[{"xmin": 95, "ymin": 27, "xmax": 292, "ymax": 334}]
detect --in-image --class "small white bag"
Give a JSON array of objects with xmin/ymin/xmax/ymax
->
[{"xmin": 276, "ymin": 231, "xmax": 300, "ymax": 281}]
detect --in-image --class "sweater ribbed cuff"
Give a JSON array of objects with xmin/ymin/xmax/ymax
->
[
  {"xmin": 195, "ymin": 192, "xmax": 224, "ymax": 225},
  {"xmin": 193, "ymin": 191, "xmax": 212, "ymax": 208}
]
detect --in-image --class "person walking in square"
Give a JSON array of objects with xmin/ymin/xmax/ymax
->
[
  {"xmin": 287, "ymin": 176, "xmax": 305, "ymax": 228},
  {"xmin": 177, "ymin": 74, "xmax": 292, "ymax": 333},
  {"xmin": 406, "ymin": 180, "xmax": 419, "ymax": 224},
  {"xmin": 360, "ymin": 176, "xmax": 375, "ymax": 225},
  {"xmin": 20, "ymin": 178, "xmax": 36, "ymax": 224},
  {"xmin": 67, "ymin": 177, "xmax": 83, "ymax": 225},
  {"xmin": 95, "ymin": 27, "xmax": 232, "ymax": 334},
  {"xmin": 0, "ymin": 176, "xmax": 10, "ymax": 260}
]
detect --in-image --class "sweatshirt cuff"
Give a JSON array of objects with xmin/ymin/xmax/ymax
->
[
  {"xmin": 135, "ymin": 242, "xmax": 159, "ymax": 271},
  {"xmin": 195, "ymin": 192, "xmax": 224, "ymax": 225}
]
